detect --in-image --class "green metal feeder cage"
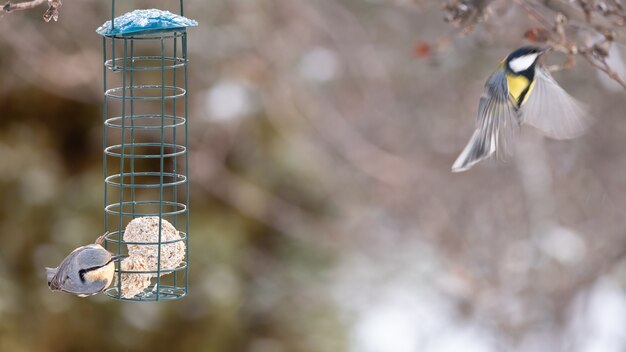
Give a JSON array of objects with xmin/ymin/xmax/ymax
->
[{"xmin": 98, "ymin": 1, "xmax": 196, "ymax": 301}]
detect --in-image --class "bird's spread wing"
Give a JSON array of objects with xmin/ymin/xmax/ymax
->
[
  {"xmin": 452, "ymin": 69, "xmax": 519, "ymax": 172},
  {"xmin": 520, "ymin": 67, "xmax": 592, "ymax": 139}
]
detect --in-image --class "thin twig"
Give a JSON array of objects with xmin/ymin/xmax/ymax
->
[
  {"xmin": 580, "ymin": 51, "xmax": 626, "ymax": 89},
  {"xmin": 2, "ymin": 0, "xmax": 46, "ymax": 13},
  {"xmin": 512, "ymin": 0, "xmax": 626, "ymax": 91},
  {"xmin": 2, "ymin": 0, "xmax": 61, "ymax": 22}
]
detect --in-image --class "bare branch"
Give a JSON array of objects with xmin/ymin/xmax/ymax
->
[
  {"xmin": 2, "ymin": 0, "xmax": 46, "ymax": 13},
  {"xmin": 2, "ymin": 0, "xmax": 62, "ymax": 22},
  {"xmin": 509, "ymin": 0, "xmax": 626, "ymax": 91},
  {"xmin": 580, "ymin": 49, "xmax": 626, "ymax": 89}
]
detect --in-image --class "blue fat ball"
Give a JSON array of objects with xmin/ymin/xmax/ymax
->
[{"xmin": 97, "ymin": 9, "xmax": 197, "ymax": 37}]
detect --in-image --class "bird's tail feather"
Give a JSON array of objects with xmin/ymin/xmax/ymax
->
[
  {"xmin": 451, "ymin": 129, "xmax": 495, "ymax": 172},
  {"xmin": 45, "ymin": 267, "xmax": 58, "ymax": 287}
]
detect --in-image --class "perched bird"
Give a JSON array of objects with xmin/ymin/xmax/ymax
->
[
  {"xmin": 452, "ymin": 46, "xmax": 591, "ymax": 172},
  {"xmin": 46, "ymin": 244, "xmax": 127, "ymax": 297}
]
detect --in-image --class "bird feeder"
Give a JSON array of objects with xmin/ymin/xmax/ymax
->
[{"xmin": 97, "ymin": 1, "xmax": 196, "ymax": 301}]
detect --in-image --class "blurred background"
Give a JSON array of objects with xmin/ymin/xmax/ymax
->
[{"xmin": 1, "ymin": 0, "xmax": 626, "ymax": 351}]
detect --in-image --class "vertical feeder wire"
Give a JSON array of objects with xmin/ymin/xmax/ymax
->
[
  {"xmin": 172, "ymin": 31, "xmax": 178, "ymax": 290},
  {"xmin": 183, "ymin": 30, "xmax": 189, "ymax": 296},
  {"xmin": 155, "ymin": 35, "xmax": 166, "ymax": 301},
  {"xmin": 111, "ymin": 0, "xmax": 115, "ymax": 69},
  {"xmin": 130, "ymin": 40, "xmax": 136, "ymax": 219},
  {"xmin": 115, "ymin": 38, "xmax": 129, "ymax": 299},
  {"xmin": 103, "ymin": 37, "xmax": 109, "ymax": 249}
]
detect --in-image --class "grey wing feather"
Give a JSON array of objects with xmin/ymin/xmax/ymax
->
[
  {"xmin": 521, "ymin": 67, "xmax": 592, "ymax": 139},
  {"xmin": 47, "ymin": 246, "xmax": 84, "ymax": 292},
  {"xmin": 452, "ymin": 69, "xmax": 519, "ymax": 172},
  {"xmin": 47, "ymin": 245, "xmax": 112, "ymax": 295}
]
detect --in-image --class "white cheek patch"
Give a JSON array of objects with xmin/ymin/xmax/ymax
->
[{"xmin": 509, "ymin": 53, "xmax": 538, "ymax": 73}]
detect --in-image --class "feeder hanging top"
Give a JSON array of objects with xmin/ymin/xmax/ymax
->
[{"xmin": 96, "ymin": 9, "xmax": 197, "ymax": 37}]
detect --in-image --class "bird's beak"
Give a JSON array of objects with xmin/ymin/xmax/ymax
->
[
  {"xmin": 539, "ymin": 47, "xmax": 551, "ymax": 56},
  {"xmin": 111, "ymin": 254, "xmax": 129, "ymax": 262}
]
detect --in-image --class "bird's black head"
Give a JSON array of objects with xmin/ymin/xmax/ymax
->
[{"xmin": 505, "ymin": 46, "xmax": 547, "ymax": 76}]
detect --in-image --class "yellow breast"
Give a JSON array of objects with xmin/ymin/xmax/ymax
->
[{"xmin": 505, "ymin": 73, "xmax": 535, "ymax": 106}]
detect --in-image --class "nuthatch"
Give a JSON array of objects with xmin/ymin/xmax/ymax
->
[{"xmin": 46, "ymin": 244, "xmax": 127, "ymax": 297}]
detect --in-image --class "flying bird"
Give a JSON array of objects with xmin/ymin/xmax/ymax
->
[{"xmin": 452, "ymin": 46, "xmax": 592, "ymax": 172}]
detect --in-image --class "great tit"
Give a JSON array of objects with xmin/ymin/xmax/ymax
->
[{"xmin": 452, "ymin": 46, "xmax": 592, "ymax": 172}]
